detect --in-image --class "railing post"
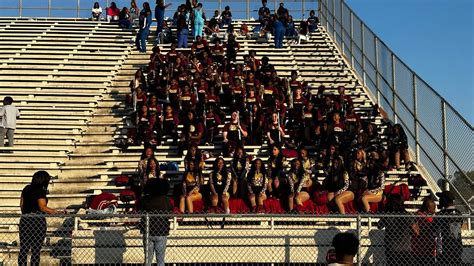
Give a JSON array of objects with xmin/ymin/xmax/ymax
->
[
  {"xmin": 144, "ymin": 214, "xmax": 150, "ymax": 264},
  {"xmin": 218, "ymin": 0, "xmax": 221, "ymax": 13},
  {"xmin": 356, "ymin": 215, "xmax": 362, "ymax": 265},
  {"xmin": 48, "ymin": 0, "xmax": 51, "ymax": 17},
  {"xmin": 413, "ymin": 74, "xmax": 420, "ymax": 164},
  {"xmin": 374, "ymin": 37, "xmax": 380, "ymax": 105},
  {"xmin": 441, "ymin": 101, "xmax": 449, "ymax": 178},
  {"xmin": 77, "ymin": 0, "xmax": 81, "ymax": 18},
  {"xmin": 19, "ymin": 0, "xmax": 22, "ymax": 17},
  {"xmin": 391, "ymin": 53, "xmax": 397, "ymax": 123},
  {"xmin": 302, "ymin": 0, "xmax": 305, "ymax": 19},
  {"xmin": 246, "ymin": 0, "xmax": 250, "ymax": 20}
]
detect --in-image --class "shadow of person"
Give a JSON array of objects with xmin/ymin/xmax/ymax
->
[
  {"xmin": 313, "ymin": 226, "xmax": 341, "ymax": 264},
  {"xmin": 94, "ymin": 229, "xmax": 126, "ymax": 264},
  {"xmin": 51, "ymin": 217, "xmax": 75, "ymax": 265},
  {"xmin": 362, "ymin": 229, "xmax": 385, "ymax": 264}
]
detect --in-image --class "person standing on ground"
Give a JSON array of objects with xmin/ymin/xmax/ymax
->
[
  {"xmin": 18, "ymin": 171, "xmax": 63, "ymax": 266},
  {"xmin": 433, "ymin": 191, "xmax": 464, "ymax": 265},
  {"xmin": 327, "ymin": 232, "xmax": 359, "ymax": 265},
  {"xmin": 0, "ymin": 96, "xmax": 20, "ymax": 147},
  {"xmin": 141, "ymin": 178, "xmax": 173, "ymax": 266}
]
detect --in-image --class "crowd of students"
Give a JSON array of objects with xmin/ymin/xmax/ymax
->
[
  {"xmin": 120, "ymin": 2, "xmax": 423, "ymax": 217},
  {"xmin": 91, "ymin": 0, "xmax": 320, "ymax": 51}
]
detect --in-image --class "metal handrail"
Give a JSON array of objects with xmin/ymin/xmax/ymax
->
[
  {"xmin": 318, "ymin": 0, "xmax": 473, "ymax": 212},
  {"xmin": 0, "ymin": 0, "xmax": 319, "ymax": 20}
]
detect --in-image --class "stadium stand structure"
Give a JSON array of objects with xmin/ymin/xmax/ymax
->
[{"xmin": 0, "ymin": 17, "xmax": 471, "ymax": 264}]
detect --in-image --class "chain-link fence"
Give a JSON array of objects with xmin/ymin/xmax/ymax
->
[
  {"xmin": 0, "ymin": 213, "xmax": 472, "ymax": 265},
  {"xmin": 318, "ymin": 0, "xmax": 474, "ymax": 213}
]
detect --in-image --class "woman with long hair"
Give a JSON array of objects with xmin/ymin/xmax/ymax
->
[
  {"xmin": 179, "ymin": 160, "xmax": 203, "ymax": 213},
  {"xmin": 286, "ymin": 159, "xmax": 311, "ymax": 211},
  {"xmin": 19, "ymin": 171, "xmax": 62, "ymax": 266},
  {"xmin": 136, "ymin": 2, "xmax": 153, "ymax": 53},
  {"xmin": 247, "ymin": 158, "xmax": 268, "ymax": 212},
  {"xmin": 230, "ymin": 146, "xmax": 249, "ymax": 198},
  {"xmin": 360, "ymin": 157, "xmax": 385, "ymax": 212},
  {"xmin": 267, "ymin": 145, "xmax": 285, "ymax": 198},
  {"xmin": 323, "ymin": 156, "xmax": 352, "ymax": 214},
  {"xmin": 209, "ymin": 157, "xmax": 232, "ymax": 213}
]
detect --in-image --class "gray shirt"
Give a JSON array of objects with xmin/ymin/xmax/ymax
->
[{"xmin": 0, "ymin": 105, "xmax": 20, "ymax": 129}]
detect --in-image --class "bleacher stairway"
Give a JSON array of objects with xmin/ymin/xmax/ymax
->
[{"xmin": 1, "ymin": 19, "xmax": 469, "ymax": 265}]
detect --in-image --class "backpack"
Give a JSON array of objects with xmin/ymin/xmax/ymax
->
[
  {"xmin": 383, "ymin": 184, "xmax": 410, "ymax": 202},
  {"xmin": 114, "ymin": 175, "xmax": 130, "ymax": 187},
  {"xmin": 89, "ymin": 192, "xmax": 118, "ymax": 210}
]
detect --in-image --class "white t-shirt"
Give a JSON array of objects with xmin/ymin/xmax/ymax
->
[
  {"xmin": 92, "ymin": 7, "xmax": 102, "ymax": 15},
  {"xmin": 0, "ymin": 105, "xmax": 20, "ymax": 129}
]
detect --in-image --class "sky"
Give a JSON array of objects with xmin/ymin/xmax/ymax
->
[
  {"xmin": 0, "ymin": 0, "xmax": 472, "ymax": 124},
  {"xmin": 346, "ymin": 0, "xmax": 473, "ymax": 125}
]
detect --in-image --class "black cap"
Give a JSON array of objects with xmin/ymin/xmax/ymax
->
[{"xmin": 436, "ymin": 191, "xmax": 455, "ymax": 203}]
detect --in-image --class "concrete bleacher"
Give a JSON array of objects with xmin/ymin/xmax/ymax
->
[{"xmin": 0, "ymin": 18, "xmax": 471, "ymax": 265}]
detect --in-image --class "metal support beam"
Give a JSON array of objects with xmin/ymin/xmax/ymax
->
[{"xmin": 441, "ymin": 101, "xmax": 449, "ymax": 177}]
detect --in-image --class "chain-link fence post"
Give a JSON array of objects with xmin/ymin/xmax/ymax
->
[
  {"xmin": 144, "ymin": 213, "xmax": 150, "ymax": 265},
  {"xmin": 356, "ymin": 215, "xmax": 361, "ymax": 265}
]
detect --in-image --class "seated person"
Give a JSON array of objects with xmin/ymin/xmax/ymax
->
[
  {"xmin": 258, "ymin": 0, "xmax": 270, "ymax": 23},
  {"xmin": 119, "ymin": 7, "xmax": 132, "ymax": 29},
  {"xmin": 307, "ymin": 10, "xmax": 319, "ymax": 32},
  {"xmin": 247, "ymin": 158, "xmax": 268, "ymax": 213},
  {"xmin": 285, "ymin": 15, "xmax": 297, "ymax": 38},
  {"xmin": 205, "ymin": 18, "xmax": 220, "ymax": 41},
  {"xmin": 209, "ymin": 158, "xmax": 232, "ymax": 213},
  {"xmin": 179, "ymin": 161, "xmax": 203, "ymax": 213},
  {"xmin": 295, "ymin": 21, "xmax": 309, "ymax": 44},
  {"xmin": 91, "ymin": 2, "xmax": 102, "ymax": 21},
  {"xmin": 212, "ymin": 9, "xmax": 222, "ymax": 25},
  {"xmin": 287, "ymin": 159, "xmax": 312, "ymax": 211},
  {"xmin": 240, "ymin": 23, "xmax": 250, "ymax": 39},
  {"xmin": 267, "ymin": 145, "xmax": 286, "ymax": 198},
  {"xmin": 191, "ymin": 35, "xmax": 209, "ymax": 57},
  {"xmin": 360, "ymin": 155, "xmax": 385, "ymax": 212},
  {"xmin": 107, "ymin": 2, "xmax": 120, "ymax": 22},
  {"xmin": 220, "ymin": 6, "xmax": 232, "ymax": 26}
]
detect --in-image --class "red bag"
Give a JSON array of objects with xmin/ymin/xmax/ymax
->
[
  {"xmin": 119, "ymin": 190, "xmax": 136, "ymax": 202},
  {"xmin": 89, "ymin": 192, "xmax": 118, "ymax": 210},
  {"xmin": 114, "ymin": 175, "xmax": 130, "ymax": 187},
  {"xmin": 282, "ymin": 149, "xmax": 298, "ymax": 158},
  {"xmin": 384, "ymin": 184, "xmax": 410, "ymax": 201}
]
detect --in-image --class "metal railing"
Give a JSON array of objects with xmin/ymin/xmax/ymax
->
[
  {"xmin": 0, "ymin": 212, "xmax": 472, "ymax": 265},
  {"xmin": 0, "ymin": 0, "xmax": 318, "ymax": 20},
  {"xmin": 318, "ymin": 0, "xmax": 473, "ymax": 213}
]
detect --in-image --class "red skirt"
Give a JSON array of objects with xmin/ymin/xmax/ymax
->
[
  {"xmin": 229, "ymin": 198, "xmax": 250, "ymax": 213},
  {"xmin": 263, "ymin": 198, "xmax": 285, "ymax": 213}
]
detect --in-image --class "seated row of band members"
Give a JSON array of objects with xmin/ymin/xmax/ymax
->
[{"xmin": 136, "ymin": 132, "xmax": 387, "ymax": 214}]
